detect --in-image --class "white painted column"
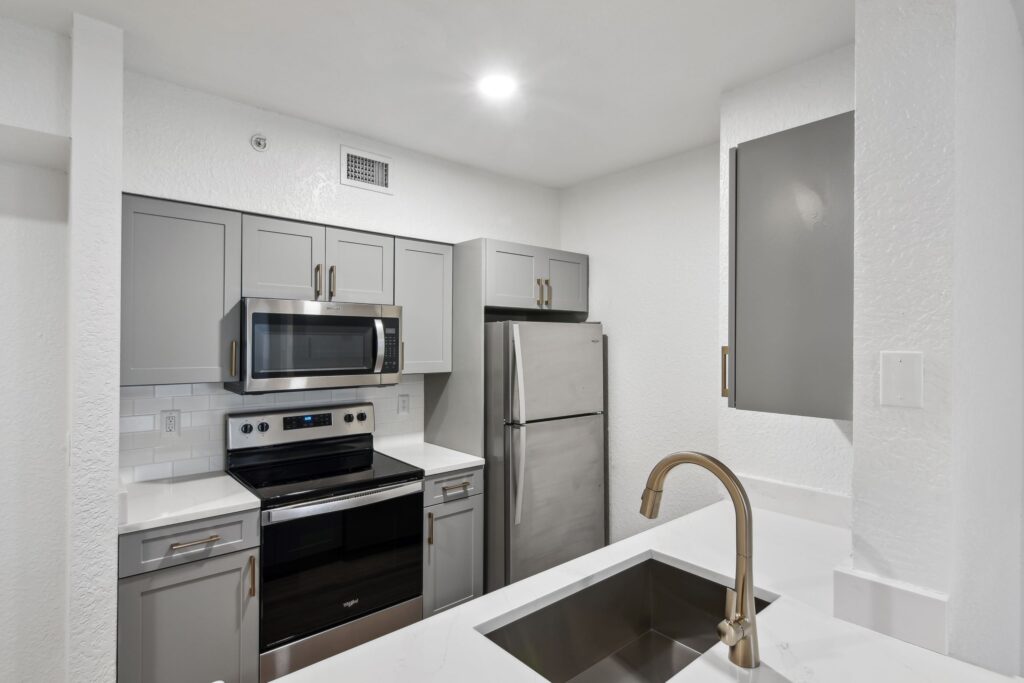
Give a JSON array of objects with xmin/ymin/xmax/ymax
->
[{"xmin": 66, "ymin": 13, "xmax": 122, "ymax": 681}]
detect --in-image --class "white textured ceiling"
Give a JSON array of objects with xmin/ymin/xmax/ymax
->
[{"xmin": 1, "ymin": 0, "xmax": 853, "ymax": 186}]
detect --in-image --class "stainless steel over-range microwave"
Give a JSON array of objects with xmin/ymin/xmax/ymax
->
[{"xmin": 225, "ymin": 298, "xmax": 402, "ymax": 394}]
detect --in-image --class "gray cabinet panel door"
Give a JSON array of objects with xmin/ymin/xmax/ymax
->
[
  {"xmin": 507, "ymin": 415, "xmax": 605, "ymax": 584},
  {"xmin": 117, "ymin": 549, "xmax": 259, "ymax": 683},
  {"xmin": 732, "ymin": 111, "xmax": 854, "ymax": 420},
  {"xmin": 423, "ymin": 495, "xmax": 483, "ymax": 616},
  {"xmin": 242, "ymin": 215, "xmax": 325, "ymax": 300},
  {"xmin": 325, "ymin": 227, "xmax": 394, "ymax": 304},
  {"xmin": 484, "ymin": 239, "xmax": 546, "ymax": 309},
  {"xmin": 395, "ymin": 238, "xmax": 452, "ymax": 374},
  {"xmin": 121, "ymin": 196, "xmax": 242, "ymax": 385},
  {"xmin": 545, "ymin": 251, "xmax": 588, "ymax": 312}
]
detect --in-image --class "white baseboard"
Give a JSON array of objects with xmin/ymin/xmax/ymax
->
[
  {"xmin": 834, "ymin": 565, "xmax": 949, "ymax": 654},
  {"xmin": 738, "ymin": 474, "xmax": 851, "ymax": 528}
]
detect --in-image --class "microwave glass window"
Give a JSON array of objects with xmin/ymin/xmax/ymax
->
[{"xmin": 252, "ymin": 313, "xmax": 375, "ymax": 377}]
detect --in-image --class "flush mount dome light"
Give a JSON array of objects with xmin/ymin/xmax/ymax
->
[{"xmin": 477, "ymin": 73, "xmax": 518, "ymax": 101}]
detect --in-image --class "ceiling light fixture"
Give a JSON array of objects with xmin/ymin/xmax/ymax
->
[{"xmin": 477, "ymin": 73, "xmax": 518, "ymax": 101}]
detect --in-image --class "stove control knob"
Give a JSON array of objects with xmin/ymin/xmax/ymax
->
[
  {"xmin": 240, "ymin": 423, "xmax": 254, "ymax": 435},
  {"xmin": 257, "ymin": 422, "xmax": 270, "ymax": 433},
  {"xmin": 344, "ymin": 414, "xmax": 355, "ymax": 423},
  {"xmin": 357, "ymin": 412, "xmax": 367, "ymax": 422}
]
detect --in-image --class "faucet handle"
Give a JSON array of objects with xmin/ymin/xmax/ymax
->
[{"xmin": 717, "ymin": 617, "xmax": 751, "ymax": 647}]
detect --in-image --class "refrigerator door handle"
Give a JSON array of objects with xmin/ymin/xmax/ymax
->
[
  {"xmin": 512, "ymin": 323, "xmax": 527, "ymax": 422},
  {"xmin": 512, "ymin": 425, "xmax": 526, "ymax": 525}
]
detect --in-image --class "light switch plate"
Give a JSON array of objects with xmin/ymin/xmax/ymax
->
[{"xmin": 880, "ymin": 351, "xmax": 924, "ymax": 408}]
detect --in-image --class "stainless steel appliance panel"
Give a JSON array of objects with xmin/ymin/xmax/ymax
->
[
  {"xmin": 506, "ymin": 414, "xmax": 605, "ymax": 584},
  {"xmin": 503, "ymin": 321, "xmax": 605, "ymax": 423}
]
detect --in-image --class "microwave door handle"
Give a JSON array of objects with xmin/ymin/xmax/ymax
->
[{"xmin": 373, "ymin": 318, "xmax": 385, "ymax": 373}]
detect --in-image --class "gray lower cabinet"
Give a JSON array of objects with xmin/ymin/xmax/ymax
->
[
  {"xmin": 422, "ymin": 473, "xmax": 484, "ymax": 617},
  {"xmin": 395, "ymin": 238, "xmax": 452, "ymax": 373},
  {"xmin": 483, "ymin": 239, "xmax": 589, "ymax": 313},
  {"xmin": 117, "ymin": 548, "xmax": 259, "ymax": 683},
  {"xmin": 242, "ymin": 214, "xmax": 325, "ymax": 301},
  {"xmin": 121, "ymin": 195, "xmax": 242, "ymax": 385},
  {"xmin": 326, "ymin": 227, "xmax": 394, "ymax": 304}
]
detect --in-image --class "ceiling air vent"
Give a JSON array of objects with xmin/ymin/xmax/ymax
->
[{"xmin": 341, "ymin": 146, "xmax": 394, "ymax": 194}]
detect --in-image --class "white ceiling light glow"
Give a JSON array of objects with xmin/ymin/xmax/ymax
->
[{"xmin": 477, "ymin": 73, "xmax": 518, "ymax": 101}]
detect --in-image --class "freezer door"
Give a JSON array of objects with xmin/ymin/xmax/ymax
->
[
  {"xmin": 507, "ymin": 414, "xmax": 605, "ymax": 584},
  {"xmin": 508, "ymin": 322, "xmax": 604, "ymax": 423}
]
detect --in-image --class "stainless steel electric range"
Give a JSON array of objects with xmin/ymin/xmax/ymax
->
[{"xmin": 226, "ymin": 403, "xmax": 424, "ymax": 683}]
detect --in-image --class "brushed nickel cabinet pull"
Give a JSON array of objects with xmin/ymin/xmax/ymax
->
[
  {"xmin": 536, "ymin": 278, "xmax": 543, "ymax": 307},
  {"xmin": 442, "ymin": 482, "xmax": 470, "ymax": 494},
  {"xmin": 314, "ymin": 264, "xmax": 323, "ymax": 300},
  {"xmin": 248, "ymin": 555, "xmax": 256, "ymax": 597},
  {"xmin": 721, "ymin": 346, "xmax": 730, "ymax": 398},
  {"xmin": 170, "ymin": 534, "xmax": 220, "ymax": 552},
  {"xmin": 229, "ymin": 340, "xmax": 238, "ymax": 378},
  {"xmin": 427, "ymin": 512, "xmax": 434, "ymax": 546},
  {"xmin": 328, "ymin": 265, "xmax": 336, "ymax": 300},
  {"xmin": 545, "ymin": 278, "xmax": 552, "ymax": 307}
]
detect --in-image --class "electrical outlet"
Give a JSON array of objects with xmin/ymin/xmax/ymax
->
[
  {"xmin": 398, "ymin": 394, "xmax": 410, "ymax": 416},
  {"xmin": 160, "ymin": 409, "xmax": 181, "ymax": 436}
]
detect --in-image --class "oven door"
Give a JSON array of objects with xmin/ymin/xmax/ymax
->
[
  {"xmin": 236, "ymin": 298, "xmax": 401, "ymax": 392},
  {"xmin": 259, "ymin": 481, "xmax": 423, "ymax": 652}
]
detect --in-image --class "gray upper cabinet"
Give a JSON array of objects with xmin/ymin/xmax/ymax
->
[
  {"xmin": 395, "ymin": 238, "xmax": 452, "ymax": 374},
  {"xmin": 326, "ymin": 227, "xmax": 394, "ymax": 304},
  {"xmin": 729, "ymin": 111, "xmax": 854, "ymax": 420},
  {"xmin": 242, "ymin": 215, "xmax": 325, "ymax": 301},
  {"xmin": 484, "ymin": 239, "xmax": 589, "ymax": 312},
  {"xmin": 121, "ymin": 196, "xmax": 242, "ymax": 385},
  {"xmin": 117, "ymin": 549, "xmax": 259, "ymax": 683},
  {"xmin": 423, "ymin": 489, "xmax": 484, "ymax": 617}
]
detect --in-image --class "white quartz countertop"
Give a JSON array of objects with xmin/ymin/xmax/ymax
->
[
  {"xmin": 118, "ymin": 472, "xmax": 260, "ymax": 534},
  {"xmin": 375, "ymin": 434, "xmax": 484, "ymax": 477},
  {"xmin": 275, "ymin": 501, "xmax": 1013, "ymax": 683}
]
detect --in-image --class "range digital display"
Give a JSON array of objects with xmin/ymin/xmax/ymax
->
[{"xmin": 283, "ymin": 413, "xmax": 332, "ymax": 430}]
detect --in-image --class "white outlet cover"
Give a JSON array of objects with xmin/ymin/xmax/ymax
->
[{"xmin": 880, "ymin": 351, "xmax": 924, "ymax": 408}]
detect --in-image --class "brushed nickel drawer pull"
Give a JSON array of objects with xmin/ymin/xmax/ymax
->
[
  {"xmin": 442, "ymin": 482, "xmax": 470, "ymax": 494},
  {"xmin": 545, "ymin": 278, "xmax": 552, "ymax": 307},
  {"xmin": 314, "ymin": 264, "xmax": 323, "ymax": 300},
  {"xmin": 170, "ymin": 534, "xmax": 220, "ymax": 552},
  {"xmin": 536, "ymin": 278, "xmax": 543, "ymax": 307},
  {"xmin": 329, "ymin": 265, "xmax": 336, "ymax": 300},
  {"xmin": 721, "ymin": 346, "xmax": 730, "ymax": 398},
  {"xmin": 427, "ymin": 512, "xmax": 434, "ymax": 546},
  {"xmin": 248, "ymin": 555, "xmax": 256, "ymax": 597}
]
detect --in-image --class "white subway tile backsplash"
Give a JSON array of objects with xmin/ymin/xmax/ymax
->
[{"xmin": 120, "ymin": 380, "xmax": 424, "ymax": 480}]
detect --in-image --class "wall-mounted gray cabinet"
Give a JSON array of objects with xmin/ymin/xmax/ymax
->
[
  {"xmin": 422, "ymin": 468, "xmax": 484, "ymax": 617},
  {"xmin": 395, "ymin": 238, "xmax": 452, "ymax": 374},
  {"xmin": 727, "ymin": 111, "xmax": 854, "ymax": 420},
  {"xmin": 242, "ymin": 215, "xmax": 324, "ymax": 301},
  {"xmin": 326, "ymin": 226, "xmax": 394, "ymax": 304},
  {"xmin": 483, "ymin": 239, "xmax": 588, "ymax": 313},
  {"xmin": 121, "ymin": 195, "xmax": 241, "ymax": 386},
  {"xmin": 117, "ymin": 548, "xmax": 259, "ymax": 683}
]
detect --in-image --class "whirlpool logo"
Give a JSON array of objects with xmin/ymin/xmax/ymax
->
[{"xmin": 343, "ymin": 598, "xmax": 360, "ymax": 609}]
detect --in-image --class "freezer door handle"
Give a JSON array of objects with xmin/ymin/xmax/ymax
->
[
  {"xmin": 512, "ymin": 425, "xmax": 526, "ymax": 526},
  {"xmin": 512, "ymin": 323, "xmax": 527, "ymax": 422}
]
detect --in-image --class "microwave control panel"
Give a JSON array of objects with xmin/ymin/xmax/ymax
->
[{"xmin": 382, "ymin": 319, "xmax": 400, "ymax": 373}]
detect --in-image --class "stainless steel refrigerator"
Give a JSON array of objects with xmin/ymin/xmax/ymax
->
[{"xmin": 484, "ymin": 320, "xmax": 606, "ymax": 592}]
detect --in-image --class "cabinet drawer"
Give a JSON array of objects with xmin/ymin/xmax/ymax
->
[
  {"xmin": 119, "ymin": 510, "xmax": 260, "ymax": 578},
  {"xmin": 424, "ymin": 467, "xmax": 484, "ymax": 507}
]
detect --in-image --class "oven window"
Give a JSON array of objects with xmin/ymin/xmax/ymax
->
[
  {"xmin": 259, "ymin": 491, "xmax": 422, "ymax": 650},
  {"xmin": 252, "ymin": 313, "xmax": 374, "ymax": 378}
]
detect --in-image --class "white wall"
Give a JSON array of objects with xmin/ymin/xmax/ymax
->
[
  {"xmin": 124, "ymin": 72, "xmax": 560, "ymax": 247},
  {"xmin": 0, "ymin": 17, "xmax": 69, "ymax": 136},
  {"xmin": 718, "ymin": 46, "xmax": 856, "ymax": 518},
  {"xmin": 0, "ymin": 161, "xmax": 68, "ymax": 682},
  {"xmin": 949, "ymin": 0, "xmax": 1023, "ymax": 674},
  {"xmin": 560, "ymin": 145, "xmax": 721, "ymax": 541}
]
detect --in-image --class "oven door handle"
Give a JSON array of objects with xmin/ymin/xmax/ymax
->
[
  {"xmin": 261, "ymin": 481, "xmax": 422, "ymax": 526},
  {"xmin": 373, "ymin": 318, "xmax": 385, "ymax": 373}
]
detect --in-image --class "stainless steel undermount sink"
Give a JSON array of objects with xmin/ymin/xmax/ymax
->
[{"xmin": 483, "ymin": 559, "xmax": 772, "ymax": 683}]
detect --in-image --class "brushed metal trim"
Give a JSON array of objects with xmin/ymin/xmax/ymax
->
[
  {"xmin": 512, "ymin": 425, "xmax": 525, "ymax": 526},
  {"xmin": 226, "ymin": 402, "xmax": 375, "ymax": 450},
  {"xmin": 259, "ymin": 597, "xmax": 422, "ymax": 683},
  {"xmin": 373, "ymin": 318, "xmax": 385, "ymax": 373},
  {"xmin": 170, "ymin": 534, "xmax": 220, "ymax": 552},
  {"xmin": 511, "ymin": 323, "xmax": 526, "ymax": 422},
  {"xmin": 721, "ymin": 346, "xmax": 730, "ymax": 398},
  {"xmin": 261, "ymin": 481, "xmax": 423, "ymax": 525},
  {"xmin": 230, "ymin": 340, "xmax": 238, "ymax": 378}
]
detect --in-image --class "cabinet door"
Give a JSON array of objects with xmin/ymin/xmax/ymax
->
[
  {"xmin": 118, "ymin": 549, "xmax": 259, "ymax": 683},
  {"xmin": 121, "ymin": 196, "xmax": 242, "ymax": 385},
  {"xmin": 395, "ymin": 239, "xmax": 452, "ymax": 374},
  {"xmin": 325, "ymin": 227, "xmax": 394, "ymax": 304},
  {"xmin": 484, "ymin": 240, "xmax": 546, "ymax": 310},
  {"xmin": 242, "ymin": 215, "xmax": 325, "ymax": 300},
  {"xmin": 423, "ymin": 495, "xmax": 483, "ymax": 617},
  {"xmin": 544, "ymin": 251, "xmax": 588, "ymax": 312}
]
